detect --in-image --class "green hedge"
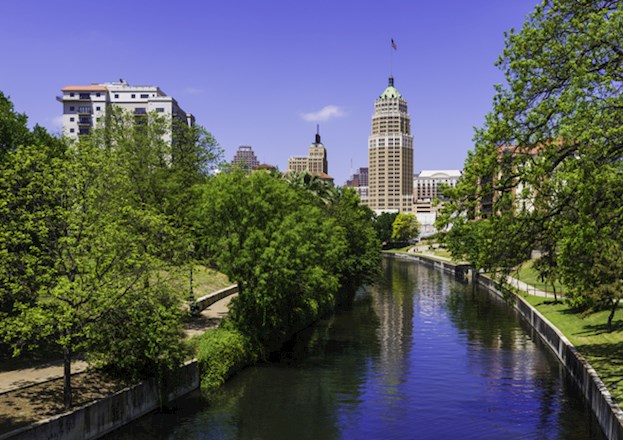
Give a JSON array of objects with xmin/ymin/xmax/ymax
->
[{"xmin": 196, "ymin": 328, "xmax": 257, "ymax": 391}]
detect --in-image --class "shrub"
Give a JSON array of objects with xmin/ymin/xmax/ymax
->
[{"xmin": 196, "ymin": 328, "xmax": 257, "ymax": 391}]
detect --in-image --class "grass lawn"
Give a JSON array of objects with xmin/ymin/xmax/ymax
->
[
  {"xmin": 191, "ymin": 265, "xmax": 232, "ymax": 298},
  {"xmin": 385, "ymin": 245, "xmax": 454, "ymax": 261},
  {"xmin": 523, "ymin": 294, "xmax": 623, "ymax": 404},
  {"xmin": 513, "ymin": 260, "xmax": 565, "ymax": 295}
]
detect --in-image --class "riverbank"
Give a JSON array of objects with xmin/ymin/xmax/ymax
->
[
  {"xmin": 0, "ymin": 286, "xmax": 237, "ymax": 440},
  {"xmin": 386, "ymin": 251, "xmax": 623, "ymax": 440}
]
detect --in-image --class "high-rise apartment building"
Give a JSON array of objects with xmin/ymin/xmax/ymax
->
[
  {"xmin": 231, "ymin": 145, "xmax": 260, "ymax": 171},
  {"xmin": 287, "ymin": 128, "xmax": 331, "ymax": 181},
  {"xmin": 366, "ymin": 76, "xmax": 413, "ymax": 212},
  {"xmin": 57, "ymin": 80, "xmax": 194, "ymax": 138}
]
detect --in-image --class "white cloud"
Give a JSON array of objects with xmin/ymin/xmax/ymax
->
[{"xmin": 300, "ymin": 105, "xmax": 347, "ymax": 122}]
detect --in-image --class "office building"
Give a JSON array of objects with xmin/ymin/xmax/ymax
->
[
  {"xmin": 232, "ymin": 145, "xmax": 260, "ymax": 171},
  {"xmin": 287, "ymin": 128, "xmax": 332, "ymax": 182},
  {"xmin": 345, "ymin": 167, "xmax": 369, "ymax": 202},
  {"xmin": 366, "ymin": 76, "xmax": 413, "ymax": 213}
]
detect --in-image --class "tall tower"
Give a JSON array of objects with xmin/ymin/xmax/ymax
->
[
  {"xmin": 367, "ymin": 76, "xmax": 413, "ymax": 212},
  {"xmin": 307, "ymin": 125, "xmax": 328, "ymax": 175}
]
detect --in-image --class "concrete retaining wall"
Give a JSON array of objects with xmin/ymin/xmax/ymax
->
[
  {"xmin": 194, "ymin": 284, "xmax": 238, "ymax": 312},
  {"xmin": 385, "ymin": 252, "xmax": 623, "ymax": 440},
  {"xmin": 0, "ymin": 361, "xmax": 199, "ymax": 440}
]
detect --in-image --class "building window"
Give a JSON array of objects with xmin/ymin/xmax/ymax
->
[
  {"xmin": 114, "ymin": 94, "xmax": 119, "ymax": 99},
  {"xmin": 156, "ymin": 108, "xmax": 165, "ymax": 112},
  {"xmin": 69, "ymin": 117, "xmax": 74, "ymax": 122},
  {"xmin": 131, "ymin": 94, "xmax": 136, "ymax": 98},
  {"xmin": 70, "ymin": 128, "xmax": 75, "ymax": 133},
  {"xmin": 96, "ymin": 106, "xmax": 101, "ymax": 111},
  {"xmin": 69, "ymin": 93, "xmax": 74, "ymax": 97},
  {"xmin": 79, "ymin": 93, "xmax": 90, "ymax": 99},
  {"xmin": 140, "ymin": 94, "xmax": 149, "ymax": 99},
  {"xmin": 96, "ymin": 93, "xmax": 101, "ymax": 97},
  {"xmin": 134, "ymin": 108, "xmax": 147, "ymax": 115},
  {"xmin": 69, "ymin": 106, "xmax": 75, "ymax": 111}
]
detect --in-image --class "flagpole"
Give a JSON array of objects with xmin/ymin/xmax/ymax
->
[{"xmin": 390, "ymin": 38, "xmax": 393, "ymax": 77}]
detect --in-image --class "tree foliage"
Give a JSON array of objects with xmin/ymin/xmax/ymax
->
[
  {"xmin": 372, "ymin": 212, "xmax": 398, "ymax": 245},
  {"xmin": 193, "ymin": 169, "xmax": 379, "ymax": 348},
  {"xmin": 391, "ymin": 213, "xmax": 420, "ymax": 242},
  {"xmin": 437, "ymin": 0, "xmax": 623, "ymax": 326},
  {"xmin": 0, "ymin": 106, "xmax": 219, "ymax": 407}
]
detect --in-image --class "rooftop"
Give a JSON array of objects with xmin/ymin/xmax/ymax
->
[
  {"xmin": 416, "ymin": 170, "xmax": 462, "ymax": 178},
  {"xmin": 379, "ymin": 76, "xmax": 402, "ymax": 99}
]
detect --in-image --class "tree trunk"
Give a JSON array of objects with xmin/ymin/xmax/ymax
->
[
  {"xmin": 552, "ymin": 284, "xmax": 557, "ymax": 303},
  {"xmin": 608, "ymin": 299, "xmax": 618, "ymax": 333},
  {"xmin": 63, "ymin": 346, "xmax": 72, "ymax": 409}
]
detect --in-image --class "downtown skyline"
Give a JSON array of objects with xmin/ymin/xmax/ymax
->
[{"xmin": 1, "ymin": 0, "xmax": 540, "ymax": 184}]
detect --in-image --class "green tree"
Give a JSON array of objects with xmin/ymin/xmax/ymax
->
[
  {"xmin": 391, "ymin": 213, "xmax": 420, "ymax": 242},
  {"xmin": 1, "ymin": 138, "xmax": 186, "ymax": 409},
  {"xmin": 193, "ymin": 170, "xmax": 350, "ymax": 347},
  {"xmin": 0, "ymin": 91, "xmax": 62, "ymax": 162},
  {"xmin": 373, "ymin": 212, "xmax": 398, "ymax": 245},
  {"xmin": 438, "ymin": 1, "xmax": 623, "ymax": 322}
]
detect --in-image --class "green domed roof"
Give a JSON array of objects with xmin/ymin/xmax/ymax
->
[{"xmin": 379, "ymin": 76, "xmax": 402, "ymax": 99}]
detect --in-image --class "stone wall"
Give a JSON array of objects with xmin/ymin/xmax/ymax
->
[
  {"xmin": 0, "ymin": 362, "xmax": 199, "ymax": 440},
  {"xmin": 194, "ymin": 284, "xmax": 238, "ymax": 311}
]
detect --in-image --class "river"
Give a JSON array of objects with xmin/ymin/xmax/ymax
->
[{"xmin": 106, "ymin": 257, "xmax": 606, "ymax": 439}]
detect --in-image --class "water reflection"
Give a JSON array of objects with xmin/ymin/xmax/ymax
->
[{"xmin": 106, "ymin": 258, "xmax": 606, "ymax": 440}]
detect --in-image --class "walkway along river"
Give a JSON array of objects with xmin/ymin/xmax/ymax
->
[{"xmin": 106, "ymin": 257, "xmax": 606, "ymax": 439}]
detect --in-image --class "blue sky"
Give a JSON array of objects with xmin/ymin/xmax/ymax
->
[{"xmin": 0, "ymin": 0, "xmax": 539, "ymax": 184}]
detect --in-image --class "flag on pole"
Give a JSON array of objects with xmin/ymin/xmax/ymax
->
[{"xmin": 391, "ymin": 38, "xmax": 397, "ymax": 50}]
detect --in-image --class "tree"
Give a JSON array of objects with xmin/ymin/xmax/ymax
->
[
  {"xmin": 391, "ymin": 213, "xmax": 420, "ymax": 242},
  {"xmin": 437, "ymin": 1, "xmax": 623, "ymax": 325},
  {"xmin": 373, "ymin": 212, "xmax": 398, "ymax": 245},
  {"xmin": 193, "ymin": 170, "xmax": 380, "ymax": 348},
  {"xmin": 0, "ymin": 92, "xmax": 62, "ymax": 162},
  {"xmin": 1, "ymin": 137, "xmax": 186, "ymax": 409}
]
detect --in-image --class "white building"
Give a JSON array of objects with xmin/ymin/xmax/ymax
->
[
  {"xmin": 57, "ymin": 80, "xmax": 194, "ymax": 138},
  {"xmin": 414, "ymin": 170, "xmax": 461, "ymax": 207},
  {"xmin": 413, "ymin": 169, "xmax": 462, "ymax": 234}
]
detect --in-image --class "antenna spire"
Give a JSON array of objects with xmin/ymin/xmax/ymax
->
[{"xmin": 315, "ymin": 124, "xmax": 321, "ymax": 144}]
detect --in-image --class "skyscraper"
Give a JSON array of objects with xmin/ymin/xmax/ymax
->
[
  {"xmin": 231, "ymin": 145, "xmax": 260, "ymax": 171},
  {"xmin": 366, "ymin": 76, "xmax": 413, "ymax": 212},
  {"xmin": 287, "ymin": 127, "xmax": 332, "ymax": 182}
]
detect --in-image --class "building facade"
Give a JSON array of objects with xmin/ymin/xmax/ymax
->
[
  {"xmin": 57, "ymin": 80, "xmax": 194, "ymax": 138},
  {"xmin": 231, "ymin": 145, "xmax": 260, "ymax": 171},
  {"xmin": 345, "ymin": 167, "xmax": 369, "ymax": 203},
  {"xmin": 366, "ymin": 76, "xmax": 414, "ymax": 213},
  {"xmin": 287, "ymin": 129, "xmax": 332, "ymax": 181},
  {"xmin": 413, "ymin": 170, "xmax": 462, "ymax": 212}
]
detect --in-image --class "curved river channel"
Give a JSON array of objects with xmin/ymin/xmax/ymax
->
[{"xmin": 107, "ymin": 258, "xmax": 607, "ymax": 439}]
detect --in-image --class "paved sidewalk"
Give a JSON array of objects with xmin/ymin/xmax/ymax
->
[
  {"xmin": 0, "ymin": 360, "xmax": 89, "ymax": 394},
  {"xmin": 0, "ymin": 293, "xmax": 236, "ymax": 395},
  {"xmin": 504, "ymin": 276, "xmax": 560, "ymax": 299}
]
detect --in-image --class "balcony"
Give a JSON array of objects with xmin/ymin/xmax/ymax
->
[
  {"xmin": 78, "ymin": 117, "xmax": 92, "ymax": 125},
  {"xmin": 77, "ymin": 106, "xmax": 92, "ymax": 114}
]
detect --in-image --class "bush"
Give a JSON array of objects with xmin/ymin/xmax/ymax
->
[{"xmin": 196, "ymin": 328, "xmax": 257, "ymax": 391}]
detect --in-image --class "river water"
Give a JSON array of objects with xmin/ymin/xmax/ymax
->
[{"xmin": 107, "ymin": 258, "xmax": 606, "ymax": 439}]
